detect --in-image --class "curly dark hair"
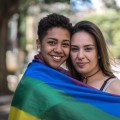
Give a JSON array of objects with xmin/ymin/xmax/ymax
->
[{"xmin": 37, "ymin": 13, "xmax": 72, "ymax": 41}]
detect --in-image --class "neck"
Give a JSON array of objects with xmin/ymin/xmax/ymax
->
[{"xmin": 83, "ymin": 69, "xmax": 100, "ymax": 84}]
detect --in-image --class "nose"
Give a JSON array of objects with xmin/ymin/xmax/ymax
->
[
  {"xmin": 54, "ymin": 45, "xmax": 63, "ymax": 53},
  {"xmin": 77, "ymin": 49, "xmax": 84, "ymax": 60}
]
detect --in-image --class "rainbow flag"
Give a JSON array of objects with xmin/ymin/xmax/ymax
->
[{"xmin": 8, "ymin": 60, "xmax": 120, "ymax": 120}]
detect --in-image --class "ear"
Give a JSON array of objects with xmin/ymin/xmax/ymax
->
[{"xmin": 36, "ymin": 39, "xmax": 41, "ymax": 49}]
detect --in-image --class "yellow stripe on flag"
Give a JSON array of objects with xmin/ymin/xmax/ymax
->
[{"xmin": 8, "ymin": 106, "xmax": 40, "ymax": 120}]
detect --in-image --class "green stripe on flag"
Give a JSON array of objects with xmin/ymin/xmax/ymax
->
[
  {"xmin": 41, "ymin": 100, "xmax": 119, "ymax": 120},
  {"xmin": 12, "ymin": 76, "xmax": 67, "ymax": 118},
  {"xmin": 11, "ymin": 76, "xmax": 119, "ymax": 120}
]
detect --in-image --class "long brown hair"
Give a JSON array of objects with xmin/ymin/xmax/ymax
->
[{"xmin": 66, "ymin": 20, "xmax": 115, "ymax": 81}]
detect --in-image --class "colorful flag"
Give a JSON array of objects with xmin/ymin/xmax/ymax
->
[{"xmin": 8, "ymin": 60, "xmax": 120, "ymax": 120}]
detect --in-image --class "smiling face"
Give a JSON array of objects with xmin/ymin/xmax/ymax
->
[
  {"xmin": 70, "ymin": 31, "xmax": 100, "ymax": 76},
  {"xmin": 37, "ymin": 27, "xmax": 70, "ymax": 69}
]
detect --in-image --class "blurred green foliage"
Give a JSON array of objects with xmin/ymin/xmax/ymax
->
[
  {"xmin": 18, "ymin": 0, "xmax": 120, "ymax": 59},
  {"xmin": 82, "ymin": 12, "xmax": 120, "ymax": 58}
]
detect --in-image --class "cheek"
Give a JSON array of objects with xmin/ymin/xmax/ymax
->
[
  {"xmin": 70, "ymin": 52, "xmax": 76, "ymax": 61},
  {"xmin": 64, "ymin": 48, "xmax": 70, "ymax": 56},
  {"xmin": 90, "ymin": 54, "xmax": 98, "ymax": 62}
]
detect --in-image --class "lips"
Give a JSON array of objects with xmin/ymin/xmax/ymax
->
[
  {"xmin": 52, "ymin": 55, "xmax": 62, "ymax": 62},
  {"xmin": 76, "ymin": 62, "xmax": 87, "ymax": 67}
]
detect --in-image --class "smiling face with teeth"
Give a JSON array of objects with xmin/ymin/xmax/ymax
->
[{"xmin": 37, "ymin": 27, "xmax": 71, "ymax": 69}]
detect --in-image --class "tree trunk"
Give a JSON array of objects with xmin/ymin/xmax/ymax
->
[
  {"xmin": 0, "ymin": 0, "xmax": 19, "ymax": 95},
  {"xmin": 17, "ymin": 14, "xmax": 22, "ymax": 49},
  {"xmin": 0, "ymin": 19, "xmax": 12, "ymax": 95}
]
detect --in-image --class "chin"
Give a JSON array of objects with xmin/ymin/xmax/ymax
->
[{"xmin": 50, "ymin": 65, "xmax": 59, "ymax": 69}]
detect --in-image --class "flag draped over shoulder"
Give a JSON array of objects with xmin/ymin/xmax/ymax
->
[{"xmin": 8, "ymin": 60, "xmax": 120, "ymax": 120}]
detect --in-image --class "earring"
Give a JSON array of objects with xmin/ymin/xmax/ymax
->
[
  {"xmin": 37, "ymin": 48, "xmax": 40, "ymax": 52},
  {"xmin": 98, "ymin": 56, "xmax": 100, "ymax": 59}
]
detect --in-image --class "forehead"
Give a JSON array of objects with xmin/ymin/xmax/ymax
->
[
  {"xmin": 71, "ymin": 31, "xmax": 96, "ymax": 45},
  {"xmin": 46, "ymin": 27, "xmax": 70, "ymax": 39}
]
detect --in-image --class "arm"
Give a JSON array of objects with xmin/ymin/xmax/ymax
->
[{"xmin": 106, "ymin": 78, "xmax": 120, "ymax": 95}]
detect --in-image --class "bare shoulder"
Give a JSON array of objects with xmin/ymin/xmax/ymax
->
[{"xmin": 106, "ymin": 78, "xmax": 120, "ymax": 95}]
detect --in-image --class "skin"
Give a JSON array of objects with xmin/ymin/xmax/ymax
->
[
  {"xmin": 70, "ymin": 31, "xmax": 100, "ymax": 77},
  {"xmin": 37, "ymin": 27, "xmax": 70, "ymax": 69},
  {"xmin": 70, "ymin": 31, "xmax": 120, "ymax": 95},
  {"xmin": 106, "ymin": 80, "xmax": 120, "ymax": 95}
]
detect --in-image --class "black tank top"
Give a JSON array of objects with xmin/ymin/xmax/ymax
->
[{"xmin": 100, "ymin": 77, "xmax": 115, "ymax": 91}]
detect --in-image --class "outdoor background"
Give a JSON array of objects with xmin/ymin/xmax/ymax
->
[{"xmin": 0, "ymin": 0, "xmax": 120, "ymax": 120}]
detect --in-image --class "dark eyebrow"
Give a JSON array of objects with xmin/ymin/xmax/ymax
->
[
  {"xmin": 48, "ymin": 38, "xmax": 57, "ymax": 41},
  {"xmin": 48, "ymin": 38, "xmax": 70, "ymax": 42},
  {"xmin": 63, "ymin": 40, "xmax": 70, "ymax": 42},
  {"xmin": 71, "ymin": 44, "xmax": 95, "ymax": 47},
  {"xmin": 84, "ymin": 44, "xmax": 95, "ymax": 47}
]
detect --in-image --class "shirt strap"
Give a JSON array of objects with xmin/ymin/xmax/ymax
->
[{"xmin": 100, "ymin": 77, "xmax": 115, "ymax": 91}]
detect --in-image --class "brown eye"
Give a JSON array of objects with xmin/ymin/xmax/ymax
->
[
  {"xmin": 71, "ymin": 47, "xmax": 79, "ymax": 52},
  {"xmin": 62, "ymin": 43, "xmax": 70, "ymax": 48},
  {"xmin": 85, "ymin": 47, "xmax": 93, "ymax": 51},
  {"xmin": 48, "ymin": 41, "xmax": 56, "ymax": 46}
]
